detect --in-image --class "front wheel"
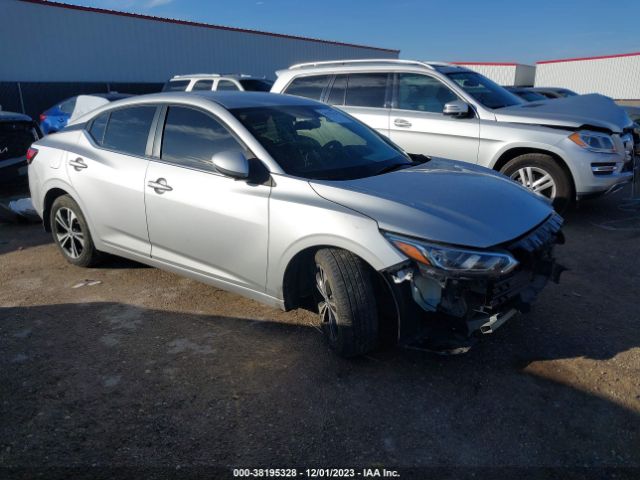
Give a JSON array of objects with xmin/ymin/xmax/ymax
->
[
  {"xmin": 314, "ymin": 249, "xmax": 379, "ymax": 357},
  {"xmin": 500, "ymin": 153, "xmax": 572, "ymax": 212},
  {"xmin": 50, "ymin": 195, "xmax": 101, "ymax": 267}
]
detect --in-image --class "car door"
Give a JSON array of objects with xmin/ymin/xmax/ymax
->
[
  {"xmin": 330, "ymin": 73, "xmax": 391, "ymax": 137},
  {"xmin": 144, "ymin": 105, "xmax": 270, "ymax": 291},
  {"xmin": 67, "ymin": 105, "xmax": 156, "ymax": 256},
  {"xmin": 389, "ymin": 73, "xmax": 480, "ymax": 163}
]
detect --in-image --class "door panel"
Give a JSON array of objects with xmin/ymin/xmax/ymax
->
[
  {"xmin": 389, "ymin": 73, "xmax": 479, "ymax": 163},
  {"xmin": 144, "ymin": 162, "xmax": 270, "ymax": 290}
]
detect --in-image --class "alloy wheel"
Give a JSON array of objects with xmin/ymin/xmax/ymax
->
[
  {"xmin": 54, "ymin": 207, "xmax": 85, "ymax": 259},
  {"xmin": 510, "ymin": 166, "xmax": 557, "ymax": 199},
  {"xmin": 316, "ymin": 265, "xmax": 339, "ymax": 342}
]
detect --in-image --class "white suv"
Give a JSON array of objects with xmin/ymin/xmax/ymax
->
[
  {"xmin": 272, "ymin": 59, "xmax": 636, "ymax": 210},
  {"xmin": 163, "ymin": 74, "xmax": 273, "ymax": 93}
]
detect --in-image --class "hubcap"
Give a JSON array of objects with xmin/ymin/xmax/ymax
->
[
  {"xmin": 316, "ymin": 265, "xmax": 338, "ymax": 342},
  {"xmin": 510, "ymin": 166, "xmax": 557, "ymax": 199},
  {"xmin": 54, "ymin": 207, "xmax": 85, "ymax": 259}
]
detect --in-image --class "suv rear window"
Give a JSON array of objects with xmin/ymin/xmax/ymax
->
[
  {"xmin": 344, "ymin": 73, "xmax": 388, "ymax": 108},
  {"xmin": 284, "ymin": 75, "xmax": 331, "ymax": 101},
  {"xmin": 162, "ymin": 80, "xmax": 190, "ymax": 92}
]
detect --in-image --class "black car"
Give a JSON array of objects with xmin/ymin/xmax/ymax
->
[
  {"xmin": 527, "ymin": 87, "xmax": 578, "ymax": 99},
  {"xmin": 0, "ymin": 111, "xmax": 41, "ymax": 185}
]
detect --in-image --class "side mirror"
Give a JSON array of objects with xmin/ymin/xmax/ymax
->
[
  {"xmin": 212, "ymin": 150, "xmax": 249, "ymax": 179},
  {"xmin": 443, "ymin": 100, "xmax": 470, "ymax": 117}
]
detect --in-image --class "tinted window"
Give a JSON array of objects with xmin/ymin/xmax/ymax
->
[
  {"xmin": 397, "ymin": 73, "xmax": 457, "ymax": 113},
  {"xmin": 163, "ymin": 80, "xmax": 190, "ymax": 92},
  {"xmin": 327, "ymin": 75, "xmax": 347, "ymax": 105},
  {"xmin": 232, "ymin": 104, "xmax": 411, "ymax": 180},
  {"xmin": 102, "ymin": 106, "xmax": 156, "ymax": 156},
  {"xmin": 519, "ymin": 91, "xmax": 547, "ymax": 102},
  {"xmin": 217, "ymin": 80, "xmax": 240, "ymax": 91},
  {"xmin": 447, "ymin": 71, "xmax": 522, "ymax": 109},
  {"xmin": 59, "ymin": 98, "xmax": 77, "ymax": 115},
  {"xmin": 284, "ymin": 75, "xmax": 331, "ymax": 100},
  {"xmin": 345, "ymin": 73, "xmax": 388, "ymax": 108},
  {"xmin": 89, "ymin": 112, "xmax": 109, "ymax": 144},
  {"xmin": 161, "ymin": 106, "xmax": 245, "ymax": 171},
  {"xmin": 192, "ymin": 80, "xmax": 214, "ymax": 91},
  {"xmin": 239, "ymin": 79, "xmax": 274, "ymax": 92}
]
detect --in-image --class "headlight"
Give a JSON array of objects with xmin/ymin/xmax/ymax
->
[
  {"xmin": 569, "ymin": 131, "xmax": 616, "ymax": 153},
  {"xmin": 384, "ymin": 233, "xmax": 519, "ymax": 276}
]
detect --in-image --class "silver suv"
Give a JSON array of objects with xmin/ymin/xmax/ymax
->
[
  {"xmin": 272, "ymin": 59, "xmax": 636, "ymax": 209},
  {"xmin": 163, "ymin": 74, "xmax": 274, "ymax": 93},
  {"xmin": 28, "ymin": 92, "xmax": 563, "ymax": 356}
]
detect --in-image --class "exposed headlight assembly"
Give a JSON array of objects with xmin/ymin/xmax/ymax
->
[
  {"xmin": 569, "ymin": 131, "xmax": 616, "ymax": 153},
  {"xmin": 384, "ymin": 232, "xmax": 519, "ymax": 276}
]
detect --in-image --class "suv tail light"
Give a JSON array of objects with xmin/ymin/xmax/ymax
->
[
  {"xmin": 26, "ymin": 147, "xmax": 39, "ymax": 164},
  {"xmin": 39, "ymin": 114, "xmax": 47, "ymax": 122}
]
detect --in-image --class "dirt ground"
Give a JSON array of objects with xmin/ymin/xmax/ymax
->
[{"xmin": 1, "ymin": 184, "xmax": 639, "ymax": 478}]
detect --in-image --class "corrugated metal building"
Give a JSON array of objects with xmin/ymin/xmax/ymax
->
[
  {"xmin": 0, "ymin": 0, "xmax": 398, "ymax": 117},
  {"xmin": 535, "ymin": 52, "xmax": 640, "ymax": 101},
  {"xmin": 452, "ymin": 62, "xmax": 536, "ymax": 86}
]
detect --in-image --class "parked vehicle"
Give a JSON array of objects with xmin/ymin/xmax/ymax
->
[
  {"xmin": 0, "ymin": 111, "xmax": 41, "ymax": 184},
  {"xmin": 527, "ymin": 87, "xmax": 578, "ymax": 99},
  {"xmin": 28, "ymin": 91, "xmax": 564, "ymax": 356},
  {"xmin": 40, "ymin": 93, "xmax": 131, "ymax": 134},
  {"xmin": 505, "ymin": 87, "xmax": 548, "ymax": 102},
  {"xmin": 162, "ymin": 74, "xmax": 274, "ymax": 93},
  {"xmin": 272, "ymin": 59, "xmax": 635, "ymax": 210}
]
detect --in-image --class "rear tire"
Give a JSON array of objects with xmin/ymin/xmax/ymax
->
[
  {"xmin": 50, "ymin": 195, "xmax": 101, "ymax": 267},
  {"xmin": 314, "ymin": 248, "xmax": 378, "ymax": 357},
  {"xmin": 500, "ymin": 153, "xmax": 572, "ymax": 213}
]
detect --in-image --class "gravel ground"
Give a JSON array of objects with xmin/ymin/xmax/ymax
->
[{"xmin": 1, "ymin": 185, "xmax": 639, "ymax": 479}]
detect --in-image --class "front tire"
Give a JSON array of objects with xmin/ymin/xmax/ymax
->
[
  {"xmin": 50, "ymin": 195, "xmax": 101, "ymax": 267},
  {"xmin": 500, "ymin": 153, "xmax": 572, "ymax": 212},
  {"xmin": 314, "ymin": 249, "xmax": 378, "ymax": 357}
]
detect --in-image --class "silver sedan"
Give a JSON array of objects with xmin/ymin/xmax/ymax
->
[{"xmin": 28, "ymin": 92, "xmax": 563, "ymax": 356}]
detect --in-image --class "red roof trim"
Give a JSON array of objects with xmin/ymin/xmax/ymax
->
[
  {"xmin": 452, "ymin": 62, "xmax": 519, "ymax": 66},
  {"xmin": 537, "ymin": 51, "xmax": 640, "ymax": 64},
  {"xmin": 17, "ymin": 0, "xmax": 399, "ymax": 53}
]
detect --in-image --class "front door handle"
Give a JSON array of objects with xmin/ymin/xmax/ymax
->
[
  {"xmin": 69, "ymin": 157, "xmax": 88, "ymax": 171},
  {"xmin": 147, "ymin": 178, "xmax": 173, "ymax": 194},
  {"xmin": 394, "ymin": 118, "xmax": 412, "ymax": 128}
]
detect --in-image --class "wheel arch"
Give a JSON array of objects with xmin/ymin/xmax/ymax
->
[{"xmin": 42, "ymin": 187, "xmax": 71, "ymax": 232}]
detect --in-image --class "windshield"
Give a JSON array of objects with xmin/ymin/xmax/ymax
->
[
  {"xmin": 231, "ymin": 104, "xmax": 411, "ymax": 180},
  {"xmin": 447, "ymin": 71, "xmax": 523, "ymax": 109}
]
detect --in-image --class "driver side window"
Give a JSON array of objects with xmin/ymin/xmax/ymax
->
[{"xmin": 397, "ymin": 73, "xmax": 457, "ymax": 113}]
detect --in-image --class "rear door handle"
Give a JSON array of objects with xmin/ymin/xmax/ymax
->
[
  {"xmin": 69, "ymin": 158, "xmax": 88, "ymax": 171},
  {"xmin": 147, "ymin": 178, "xmax": 173, "ymax": 194},
  {"xmin": 394, "ymin": 118, "xmax": 412, "ymax": 128}
]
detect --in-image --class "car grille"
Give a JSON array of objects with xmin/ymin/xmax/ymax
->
[{"xmin": 0, "ymin": 121, "xmax": 38, "ymax": 161}]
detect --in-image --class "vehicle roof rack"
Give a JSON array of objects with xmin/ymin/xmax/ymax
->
[
  {"xmin": 287, "ymin": 59, "xmax": 453, "ymax": 70},
  {"xmin": 171, "ymin": 73, "xmax": 221, "ymax": 79}
]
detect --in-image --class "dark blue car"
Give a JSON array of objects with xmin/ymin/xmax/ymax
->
[{"xmin": 39, "ymin": 93, "xmax": 131, "ymax": 134}]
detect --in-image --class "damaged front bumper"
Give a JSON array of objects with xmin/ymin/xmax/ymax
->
[{"xmin": 383, "ymin": 213, "xmax": 565, "ymax": 350}]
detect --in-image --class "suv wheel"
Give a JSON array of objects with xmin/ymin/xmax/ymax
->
[
  {"xmin": 314, "ymin": 248, "xmax": 378, "ymax": 357},
  {"xmin": 50, "ymin": 195, "xmax": 101, "ymax": 267},
  {"xmin": 500, "ymin": 153, "xmax": 572, "ymax": 212}
]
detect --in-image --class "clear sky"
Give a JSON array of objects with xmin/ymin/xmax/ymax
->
[{"xmin": 61, "ymin": 0, "xmax": 640, "ymax": 64}]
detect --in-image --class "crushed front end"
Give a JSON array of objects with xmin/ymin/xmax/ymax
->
[{"xmin": 383, "ymin": 213, "xmax": 565, "ymax": 353}]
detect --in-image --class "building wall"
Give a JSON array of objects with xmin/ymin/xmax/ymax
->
[
  {"xmin": 452, "ymin": 63, "xmax": 535, "ymax": 86},
  {"xmin": 535, "ymin": 53, "xmax": 640, "ymax": 100},
  {"xmin": 0, "ymin": 0, "xmax": 398, "ymax": 83}
]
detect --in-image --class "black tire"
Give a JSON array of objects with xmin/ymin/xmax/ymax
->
[
  {"xmin": 50, "ymin": 195, "xmax": 101, "ymax": 267},
  {"xmin": 314, "ymin": 248, "xmax": 378, "ymax": 357},
  {"xmin": 500, "ymin": 153, "xmax": 573, "ymax": 213}
]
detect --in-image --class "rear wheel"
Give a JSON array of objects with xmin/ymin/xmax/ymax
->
[
  {"xmin": 500, "ymin": 153, "xmax": 572, "ymax": 212},
  {"xmin": 314, "ymin": 248, "xmax": 378, "ymax": 357},
  {"xmin": 50, "ymin": 195, "xmax": 101, "ymax": 267}
]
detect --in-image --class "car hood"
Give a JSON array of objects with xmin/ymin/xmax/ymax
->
[
  {"xmin": 309, "ymin": 159, "xmax": 554, "ymax": 249},
  {"xmin": 495, "ymin": 93, "xmax": 632, "ymax": 133}
]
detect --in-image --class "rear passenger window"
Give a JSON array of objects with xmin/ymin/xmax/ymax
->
[
  {"xmin": 59, "ymin": 98, "xmax": 77, "ymax": 115},
  {"xmin": 192, "ymin": 80, "xmax": 214, "ymax": 91},
  {"xmin": 327, "ymin": 75, "xmax": 347, "ymax": 105},
  {"xmin": 102, "ymin": 106, "xmax": 156, "ymax": 156},
  {"xmin": 345, "ymin": 73, "xmax": 388, "ymax": 108},
  {"xmin": 217, "ymin": 80, "xmax": 240, "ymax": 91},
  {"xmin": 284, "ymin": 75, "xmax": 331, "ymax": 101},
  {"xmin": 161, "ymin": 106, "xmax": 245, "ymax": 172},
  {"xmin": 88, "ymin": 112, "xmax": 108, "ymax": 144}
]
